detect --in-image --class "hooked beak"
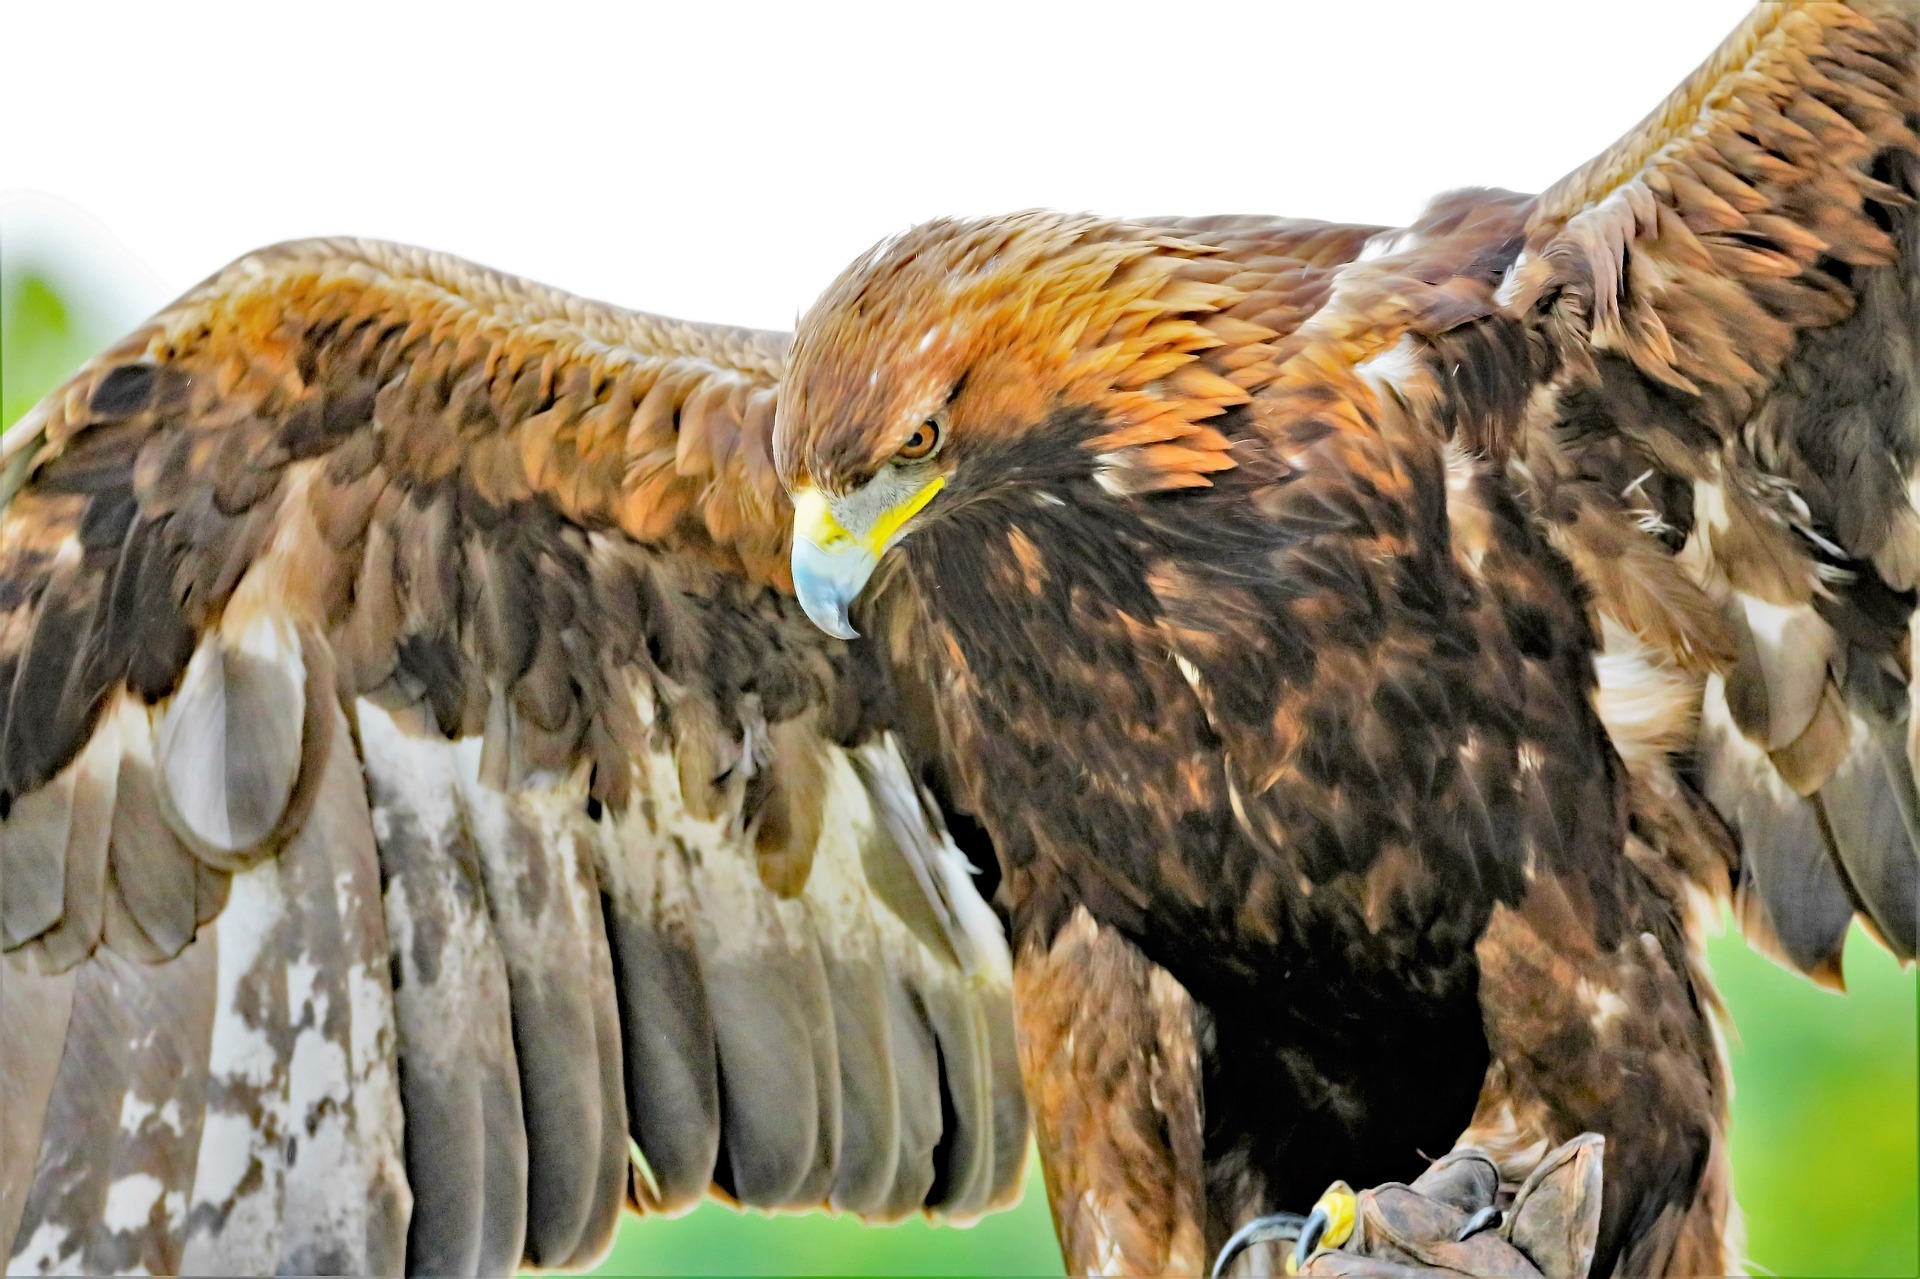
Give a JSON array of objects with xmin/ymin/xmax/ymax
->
[
  {"xmin": 791, "ymin": 489, "xmax": 875, "ymax": 639},
  {"xmin": 789, "ymin": 479, "xmax": 944, "ymax": 641}
]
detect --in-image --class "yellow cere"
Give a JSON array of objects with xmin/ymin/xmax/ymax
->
[
  {"xmin": 791, "ymin": 487, "xmax": 857, "ymax": 552},
  {"xmin": 866, "ymin": 475, "xmax": 945, "ymax": 553},
  {"xmin": 792, "ymin": 477, "xmax": 947, "ymax": 557}
]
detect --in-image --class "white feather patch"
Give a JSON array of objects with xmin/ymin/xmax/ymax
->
[
  {"xmin": 101, "ymin": 1173, "xmax": 165, "ymax": 1234},
  {"xmin": 180, "ymin": 860, "xmax": 291, "ymax": 1275},
  {"xmin": 1591, "ymin": 615, "xmax": 1699, "ymax": 769},
  {"xmin": 1355, "ymin": 332, "xmax": 1424, "ymax": 398}
]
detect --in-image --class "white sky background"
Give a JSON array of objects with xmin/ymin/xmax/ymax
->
[{"xmin": 4, "ymin": 0, "xmax": 1752, "ymax": 334}]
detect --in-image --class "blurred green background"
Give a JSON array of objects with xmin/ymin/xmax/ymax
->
[{"xmin": 3, "ymin": 260, "xmax": 1914, "ymax": 1277}]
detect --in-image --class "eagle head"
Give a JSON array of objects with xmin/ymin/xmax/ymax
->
[{"xmin": 775, "ymin": 211, "xmax": 1271, "ymax": 638}]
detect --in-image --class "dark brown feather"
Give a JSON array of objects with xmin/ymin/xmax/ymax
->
[{"xmin": 3, "ymin": 237, "xmax": 1025, "ymax": 1275}]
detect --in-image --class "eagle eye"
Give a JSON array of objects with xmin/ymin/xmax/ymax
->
[{"xmin": 895, "ymin": 418, "xmax": 942, "ymax": 462}]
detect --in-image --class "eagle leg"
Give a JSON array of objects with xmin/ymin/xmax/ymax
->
[
  {"xmin": 1011, "ymin": 908, "xmax": 1209, "ymax": 1276},
  {"xmin": 1466, "ymin": 886, "xmax": 1733, "ymax": 1276}
]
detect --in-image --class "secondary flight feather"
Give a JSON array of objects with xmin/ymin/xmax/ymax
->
[
  {"xmin": 3, "ymin": 3, "xmax": 1916, "ymax": 1276},
  {"xmin": 0, "ymin": 242, "xmax": 1026, "ymax": 1275}
]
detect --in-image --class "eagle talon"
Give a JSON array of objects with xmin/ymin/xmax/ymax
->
[
  {"xmin": 1292, "ymin": 1183, "xmax": 1357, "ymax": 1272},
  {"xmin": 1209, "ymin": 1211, "xmax": 1308, "ymax": 1279},
  {"xmin": 1213, "ymin": 1182, "xmax": 1360, "ymax": 1277},
  {"xmin": 1454, "ymin": 1203, "xmax": 1503, "ymax": 1241}
]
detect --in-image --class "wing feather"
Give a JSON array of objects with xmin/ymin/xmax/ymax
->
[
  {"xmin": 694, "ymin": 814, "xmax": 842, "ymax": 1208},
  {"xmin": 1284, "ymin": 2, "xmax": 1918, "ymax": 985},
  {"xmin": 9, "ymin": 938, "xmax": 217, "ymax": 1275},
  {"xmin": 105, "ymin": 699, "xmax": 202, "ymax": 961},
  {"xmin": 276, "ymin": 701, "xmax": 409, "ymax": 1278},
  {"xmin": 0, "ymin": 239, "xmax": 1027, "ymax": 1275},
  {"xmin": 595, "ymin": 788, "xmax": 724, "ymax": 1213},
  {"xmin": 1817, "ymin": 714, "xmax": 1920, "ymax": 956},
  {"xmin": 359, "ymin": 701, "xmax": 533, "ymax": 1278},
  {"xmin": 1502, "ymin": 0, "xmax": 1920, "ymax": 978},
  {"xmin": 0, "ymin": 964, "xmax": 77, "ymax": 1266}
]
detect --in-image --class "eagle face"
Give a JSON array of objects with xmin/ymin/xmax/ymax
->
[{"xmin": 775, "ymin": 211, "xmax": 1216, "ymax": 639}]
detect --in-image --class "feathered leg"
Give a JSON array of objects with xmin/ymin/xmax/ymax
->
[
  {"xmin": 1013, "ymin": 907, "xmax": 1209, "ymax": 1277},
  {"xmin": 1458, "ymin": 854, "xmax": 1736, "ymax": 1279}
]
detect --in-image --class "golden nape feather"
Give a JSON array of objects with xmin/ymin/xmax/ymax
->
[
  {"xmin": 4, "ymin": 3, "xmax": 1918, "ymax": 1278},
  {"xmin": 778, "ymin": 213, "xmax": 1383, "ymax": 499}
]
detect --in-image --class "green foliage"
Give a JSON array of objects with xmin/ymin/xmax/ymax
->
[
  {"xmin": 2, "ymin": 267, "xmax": 1913, "ymax": 1278},
  {"xmin": 583, "ymin": 1155, "xmax": 1064, "ymax": 1278},
  {"xmin": 2, "ymin": 270, "xmax": 99, "ymax": 433},
  {"xmin": 1712, "ymin": 923, "xmax": 1918, "ymax": 1278}
]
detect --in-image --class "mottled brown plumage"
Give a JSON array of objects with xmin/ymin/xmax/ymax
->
[
  {"xmin": 771, "ymin": 4, "xmax": 1918, "ymax": 1275},
  {"xmin": 2, "ymin": 4, "xmax": 1917, "ymax": 1278},
  {"xmin": 0, "ymin": 241, "xmax": 1026, "ymax": 1276}
]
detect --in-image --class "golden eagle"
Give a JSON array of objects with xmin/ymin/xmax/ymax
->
[{"xmin": 2, "ymin": 3, "xmax": 1915, "ymax": 1275}]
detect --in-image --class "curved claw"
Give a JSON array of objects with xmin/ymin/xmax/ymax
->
[
  {"xmin": 1294, "ymin": 1183, "xmax": 1358, "ymax": 1273},
  {"xmin": 1214, "ymin": 1182, "xmax": 1356, "ymax": 1277},
  {"xmin": 1293, "ymin": 1203, "xmax": 1331, "ymax": 1273},
  {"xmin": 1210, "ymin": 1211, "xmax": 1308, "ymax": 1279}
]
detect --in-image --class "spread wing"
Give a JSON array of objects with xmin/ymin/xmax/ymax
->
[
  {"xmin": 1316, "ymin": 0, "xmax": 1920, "ymax": 984},
  {"xmin": 1507, "ymin": 0, "xmax": 1920, "ymax": 982},
  {"xmin": 0, "ymin": 239, "xmax": 1027, "ymax": 1277}
]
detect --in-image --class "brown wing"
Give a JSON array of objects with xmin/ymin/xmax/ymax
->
[
  {"xmin": 0, "ymin": 240, "xmax": 1027, "ymax": 1276},
  {"xmin": 1500, "ymin": 0, "xmax": 1920, "ymax": 983},
  {"xmin": 1315, "ymin": 2, "xmax": 1919, "ymax": 983}
]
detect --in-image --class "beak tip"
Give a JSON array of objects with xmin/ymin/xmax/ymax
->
[
  {"xmin": 796, "ymin": 595, "xmax": 861, "ymax": 641},
  {"xmin": 791, "ymin": 537, "xmax": 877, "ymax": 642}
]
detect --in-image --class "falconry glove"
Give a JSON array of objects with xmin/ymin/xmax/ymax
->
[{"xmin": 1217, "ymin": 1134, "xmax": 1604, "ymax": 1279}]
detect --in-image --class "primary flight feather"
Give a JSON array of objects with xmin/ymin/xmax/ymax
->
[{"xmin": 2, "ymin": 3, "xmax": 1916, "ymax": 1276}]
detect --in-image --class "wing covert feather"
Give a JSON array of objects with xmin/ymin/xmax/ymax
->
[
  {"xmin": 1497, "ymin": 1, "xmax": 1920, "ymax": 981},
  {"xmin": 0, "ymin": 240, "xmax": 1028, "ymax": 1275},
  {"xmin": 1512, "ymin": 0, "xmax": 1920, "ymax": 975},
  {"xmin": 1280, "ymin": 2, "xmax": 1918, "ymax": 985}
]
